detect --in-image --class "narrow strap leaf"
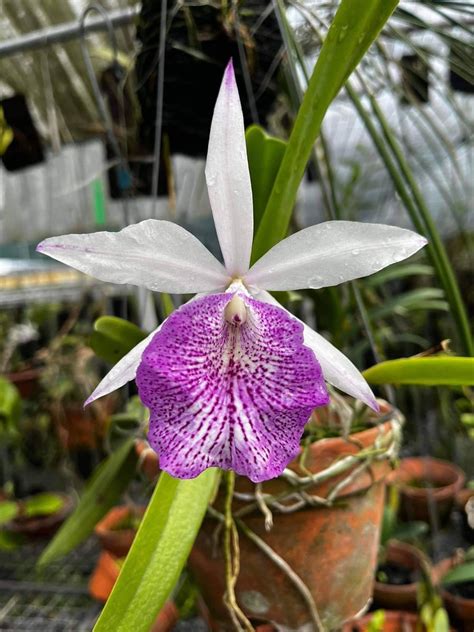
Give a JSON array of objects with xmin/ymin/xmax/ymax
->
[
  {"xmin": 94, "ymin": 468, "xmax": 218, "ymax": 632},
  {"xmin": 251, "ymin": 0, "xmax": 398, "ymax": 262},
  {"xmin": 38, "ymin": 438, "xmax": 138, "ymax": 567},
  {"xmin": 363, "ymin": 357, "xmax": 474, "ymax": 386}
]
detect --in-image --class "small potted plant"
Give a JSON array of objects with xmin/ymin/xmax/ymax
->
[
  {"xmin": 39, "ymin": 332, "xmax": 114, "ymax": 459},
  {"xmin": 387, "ymin": 457, "xmax": 465, "ymax": 524},
  {"xmin": 435, "ymin": 548, "xmax": 474, "ymax": 632},
  {"xmin": 94, "ymin": 503, "xmax": 146, "ymax": 557},
  {"xmin": 345, "ymin": 565, "xmax": 450, "ymax": 631},
  {"xmin": 373, "ymin": 486, "xmax": 428, "ymax": 611},
  {"xmin": 1, "ymin": 492, "xmax": 73, "ymax": 539},
  {"xmin": 0, "ymin": 315, "xmax": 41, "ymax": 399},
  {"xmin": 189, "ymin": 398, "xmax": 404, "ymax": 630}
]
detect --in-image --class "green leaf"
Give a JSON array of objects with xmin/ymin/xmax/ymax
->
[
  {"xmin": 368, "ymin": 288, "xmax": 446, "ymax": 320},
  {"xmin": 246, "ymin": 125, "xmax": 287, "ymax": 233},
  {"xmin": 433, "ymin": 607, "xmax": 450, "ymax": 632},
  {"xmin": 391, "ymin": 520, "xmax": 429, "ymax": 543},
  {"xmin": 0, "ymin": 377, "xmax": 21, "ymax": 429},
  {"xmin": 363, "ymin": 357, "xmax": 474, "ymax": 386},
  {"xmin": 94, "ymin": 468, "xmax": 218, "ymax": 632},
  {"xmin": 380, "ymin": 505, "xmax": 397, "ymax": 546},
  {"xmin": 441, "ymin": 561, "xmax": 474, "ymax": 587},
  {"xmin": 160, "ymin": 293, "xmax": 175, "ymax": 318},
  {"xmin": 0, "ymin": 500, "xmax": 18, "ymax": 526},
  {"xmin": 366, "ymin": 264, "xmax": 434, "ymax": 287},
  {"xmin": 251, "ymin": 0, "xmax": 398, "ymax": 262},
  {"xmin": 38, "ymin": 438, "xmax": 138, "ymax": 567},
  {"xmin": 367, "ymin": 610, "xmax": 385, "ymax": 632},
  {"xmin": 89, "ymin": 316, "xmax": 146, "ymax": 364},
  {"xmin": 24, "ymin": 493, "xmax": 64, "ymax": 518},
  {"xmin": 0, "ymin": 530, "xmax": 25, "ymax": 551}
]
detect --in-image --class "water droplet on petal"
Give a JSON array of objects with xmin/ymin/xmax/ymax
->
[{"xmin": 310, "ymin": 275, "xmax": 324, "ymax": 288}]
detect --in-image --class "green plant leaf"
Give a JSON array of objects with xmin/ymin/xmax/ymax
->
[
  {"xmin": 24, "ymin": 493, "xmax": 64, "ymax": 518},
  {"xmin": 0, "ymin": 530, "xmax": 25, "ymax": 550},
  {"xmin": 0, "ymin": 500, "xmax": 18, "ymax": 526},
  {"xmin": 246, "ymin": 125, "xmax": 287, "ymax": 233},
  {"xmin": 363, "ymin": 357, "xmax": 474, "ymax": 386},
  {"xmin": 160, "ymin": 293, "xmax": 175, "ymax": 318},
  {"xmin": 433, "ymin": 607, "xmax": 450, "ymax": 632},
  {"xmin": 0, "ymin": 377, "xmax": 21, "ymax": 430},
  {"xmin": 251, "ymin": 0, "xmax": 398, "ymax": 262},
  {"xmin": 89, "ymin": 316, "xmax": 147, "ymax": 364},
  {"xmin": 38, "ymin": 438, "xmax": 138, "ymax": 567},
  {"xmin": 391, "ymin": 520, "xmax": 429, "ymax": 543},
  {"xmin": 367, "ymin": 610, "xmax": 385, "ymax": 632},
  {"xmin": 94, "ymin": 468, "xmax": 218, "ymax": 632},
  {"xmin": 366, "ymin": 264, "xmax": 434, "ymax": 287},
  {"xmin": 441, "ymin": 560, "xmax": 474, "ymax": 586}
]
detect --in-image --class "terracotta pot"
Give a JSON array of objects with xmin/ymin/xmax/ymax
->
[
  {"xmin": 89, "ymin": 551, "xmax": 119, "ymax": 602},
  {"xmin": 189, "ymin": 412, "xmax": 398, "ymax": 631},
  {"xmin": 135, "ymin": 440, "xmax": 160, "ymax": 481},
  {"xmin": 58, "ymin": 400, "xmax": 118, "ymax": 451},
  {"xmin": 373, "ymin": 540, "xmax": 424, "ymax": 611},
  {"xmin": 6, "ymin": 367, "xmax": 41, "ymax": 399},
  {"xmin": 434, "ymin": 556, "xmax": 474, "ymax": 632},
  {"xmin": 387, "ymin": 457, "xmax": 465, "ymax": 524},
  {"xmin": 89, "ymin": 552, "xmax": 179, "ymax": 630},
  {"xmin": 9, "ymin": 493, "xmax": 73, "ymax": 539},
  {"xmin": 455, "ymin": 489, "xmax": 474, "ymax": 543},
  {"xmin": 342, "ymin": 610, "xmax": 421, "ymax": 631},
  {"xmin": 94, "ymin": 505, "xmax": 146, "ymax": 557}
]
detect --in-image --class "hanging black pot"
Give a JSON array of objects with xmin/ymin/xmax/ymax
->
[
  {"xmin": 400, "ymin": 54, "xmax": 429, "ymax": 105},
  {"xmin": 0, "ymin": 94, "xmax": 44, "ymax": 171},
  {"xmin": 449, "ymin": 42, "xmax": 474, "ymax": 94},
  {"xmin": 134, "ymin": 0, "xmax": 283, "ymax": 195}
]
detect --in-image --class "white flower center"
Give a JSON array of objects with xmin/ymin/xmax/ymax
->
[{"xmin": 224, "ymin": 294, "xmax": 247, "ymax": 326}]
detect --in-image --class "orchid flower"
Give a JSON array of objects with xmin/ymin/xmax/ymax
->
[{"xmin": 37, "ymin": 60, "xmax": 427, "ymax": 483}]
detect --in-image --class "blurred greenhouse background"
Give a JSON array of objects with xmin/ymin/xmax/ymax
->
[{"xmin": 0, "ymin": 0, "xmax": 472, "ymax": 630}]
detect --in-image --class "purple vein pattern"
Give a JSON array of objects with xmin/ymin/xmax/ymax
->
[{"xmin": 136, "ymin": 292, "xmax": 329, "ymax": 482}]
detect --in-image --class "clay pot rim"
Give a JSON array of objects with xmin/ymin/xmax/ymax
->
[
  {"xmin": 290, "ymin": 417, "xmax": 396, "ymax": 487},
  {"xmin": 456, "ymin": 488, "xmax": 474, "ymax": 509},
  {"xmin": 8, "ymin": 492, "xmax": 73, "ymax": 534},
  {"xmin": 5, "ymin": 366, "xmax": 42, "ymax": 380},
  {"xmin": 309, "ymin": 418, "xmax": 394, "ymax": 451},
  {"xmin": 388, "ymin": 457, "xmax": 465, "ymax": 500},
  {"xmin": 434, "ymin": 557, "xmax": 474, "ymax": 608},
  {"xmin": 307, "ymin": 399, "xmax": 394, "ymax": 450},
  {"xmin": 94, "ymin": 504, "xmax": 146, "ymax": 537},
  {"xmin": 375, "ymin": 540, "xmax": 424, "ymax": 595}
]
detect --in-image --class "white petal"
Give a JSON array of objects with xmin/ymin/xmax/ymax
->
[
  {"xmin": 246, "ymin": 221, "xmax": 428, "ymax": 290},
  {"xmin": 84, "ymin": 291, "xmax": 210, "ymax": 405},
  {"xmin": 85, "ymin": 326, "xmax": 161, "ymax": 406},
  {"xmin": 301, "ymin": 325, "xmax": 378, "ymax": 411},
  {"xmin": 205, "ymin": 60, "xmax": 254, "ymax": 277},
  {"xmin": 37, "ymin": 220, "xmax": 229, "ymax": 293},
  {"xmin": 253, "ymin": 289, "xmax": 378, "ymax": 411}
]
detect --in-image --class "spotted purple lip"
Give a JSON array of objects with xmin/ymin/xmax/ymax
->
[
  {"xmin": 36, "ymin": 59, "xmax": 428, "ymax": 482},
  {"xmin": 136, "ymin": 292, "xmax": 328, "ymax": 483}
]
